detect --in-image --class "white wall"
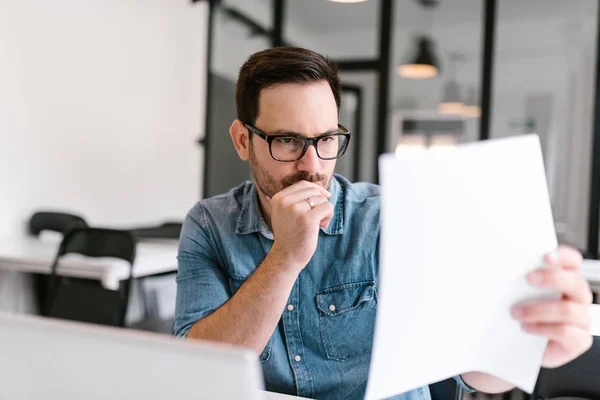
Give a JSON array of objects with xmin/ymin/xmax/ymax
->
[{"xmin": 0, "ymin": 0, "xmax": 208, "ymax": 240}]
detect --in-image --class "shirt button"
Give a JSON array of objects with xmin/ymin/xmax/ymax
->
[
  {"xmin": 329, "ymin": 304, "xmax": 336, "ymax": 312},
  {"xmin": 294, "ymin": 355, "xmax": 301, "ymax": 362},
  {"xmin": 287, "ymin": 304, "xmax": 294, "ymax": 311}
]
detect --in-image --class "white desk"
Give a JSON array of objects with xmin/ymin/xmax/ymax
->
[
  {"xmin": 0, "ymin": 237, "xmax": 178, "ymax": 290},
  {"xmin": 581, "ymin": 259, "xmax": 600, "ymax": 294}
]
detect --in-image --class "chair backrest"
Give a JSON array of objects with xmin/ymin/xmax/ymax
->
[
  {"xmin": 56, "ymin": 227, "xmax": 136, "ymax": 264},
  {"xmin": 45, "ymin": 228, "xmax": 137, "ymax": 327},
  {"xmin": 129, "ymin": 221, "xmax": 183, "ymax": 240},
  {"xmin": 534, "ymin": 335, "xmax": 600, "ymax": 400},
  {"xmin": 29, "ymin": 211, "xmax": 87, "ymax": 236}
]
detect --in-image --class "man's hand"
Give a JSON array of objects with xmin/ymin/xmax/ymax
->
[
  {"xmin": 463, "ymin": 246, "xmax": 594, "ymax": 393},
  {"xmin": 268, "ymin": 180, "xmax": 334, "ymax": 269},
  {"xmin": 512, "ymin": 245, "xmax": 593, "ymax": 368}
]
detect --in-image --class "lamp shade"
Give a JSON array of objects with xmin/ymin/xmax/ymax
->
[
  {"xmin": 397, "ymin": 36, "xmax": 440, "ymax": 79},
  {"xmin": 438, "ymin": 80, "xmax": 464, "ymax": 115}
]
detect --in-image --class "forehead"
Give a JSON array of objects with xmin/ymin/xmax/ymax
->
[{"xmin": 256, "ymin": 81, "xmax": 338, "ymax": 135}]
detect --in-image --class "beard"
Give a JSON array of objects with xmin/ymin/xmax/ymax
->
[{"xmin": 248, "ymin": 142, "xmax": 331, "ymax": 198}]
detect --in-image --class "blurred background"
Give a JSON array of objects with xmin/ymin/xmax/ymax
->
[{"xmin": 0, "ymin": 0, "xmax": 599, "ymax": 349}]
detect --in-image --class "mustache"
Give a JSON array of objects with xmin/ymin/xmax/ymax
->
[{"xmin": 281, "ymin": 172, "xmax": 329, "ymax": 188}]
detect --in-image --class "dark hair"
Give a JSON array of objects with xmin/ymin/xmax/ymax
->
[{"xmin": 236, "ymin": 47, "xmax": 341, "ymax": 125}]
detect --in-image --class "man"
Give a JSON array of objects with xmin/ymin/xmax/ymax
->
[{"xmin": 175, "ymin": 47, "xmax": 593, "ymax": 399}]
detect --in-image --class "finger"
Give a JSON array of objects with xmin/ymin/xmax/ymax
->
[
  {"xmin": 304, "ymin": 195, "xmax": 330, "ymax": 209},
  {"xmin": 294, "ymin": 195, "xmax": 330, "ymax": 212},
  {"xmin": 545, "ymin": 246, "xmax": 583, "ymax": 270},
  {"xmin": 289, "ymin": 195, "xmax": 329, "ymax": 216},
  {"xmin": 320, "ymin": 212, "xmax": 334, "ymax": 229},
  {"xmin": 526, "ymin": 268, "xmax": 593, "ymax": 304},
  {"xmin": 278, "ymin": 188, "xmax": 330, "ymax": 208},
  {"xmin": 522, "ymin": 323, "xmax": 593, "ymax": 352},
  {"xmin": 309, "ymin": 201, "xmax": 334, "ymax": 225},
  {"xmin": 274, "ymin": 180, "xmax": 330, "ymax": 200},
  {"xmin": 511, "ymin": 301, "xmax": 592, "ymax": 330}
]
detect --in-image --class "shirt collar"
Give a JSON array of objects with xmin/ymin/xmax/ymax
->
[{"xmin": 236, "ymin": 175, "xmax": 344, "ymax": 239}]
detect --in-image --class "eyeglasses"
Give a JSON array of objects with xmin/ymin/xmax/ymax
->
[{"xmin": 244, "ymin": 123, "xmax": 351, "ymax": 162}]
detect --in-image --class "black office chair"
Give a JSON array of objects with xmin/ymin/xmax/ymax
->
[
  {"xmin": 28, "ymin": 211, "xmax": 88, "ymax": 236},
  {"xmin": 43, "ymin": 227, "xmax": 136, "ymax": 327},
  {"xmin": 28, "ymin": 211, "xmax": 89, "ymax": 312},
  {"xmin": 123, "ymin": 221, "xmax": 181, "ymax": 335},
  {"xmin": 533, "ymin": 335, "xmax": 600, "ymax": 400},
  {"xmin": 128, "ymin": 221, "xmax": 183, "ymax": 240}
]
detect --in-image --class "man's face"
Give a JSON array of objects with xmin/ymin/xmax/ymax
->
[{"xmin": 248, "ymin": 81, "xmax": 339, "ymax": 198}]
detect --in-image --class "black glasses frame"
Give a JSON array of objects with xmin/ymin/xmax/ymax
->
[{"xmin": 244, "ymin": 123, "xmax": 351, "ymax": 162}]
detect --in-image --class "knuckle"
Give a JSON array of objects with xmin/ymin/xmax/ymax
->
[
  {"xmin": 272, "ymin": 195, "xmax": 284, "ymax": 206},
  {"xmin": 300, "ymin": 213, "xmax": 312, "ymax": 225},
  {"xmin": 559, "ymin": 245, "xmax": 583, "ymax": 267},
  {"xmin": 557, "ymin": 244, "xmax": 574, "ymax": 253},
  {"xmin": 277, "ymin": 198, "xmax": 288, "ymax": 208},
  {"xmin": 290, "ymin": 202, "xmax": 302, "ymax": 214}
]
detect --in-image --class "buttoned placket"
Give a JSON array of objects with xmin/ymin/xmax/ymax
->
[
  {"xmin": 256, "ymin": 232, "xmax": 314, "ymax": 398},
  {"xmin": 282, "ymin": 277, "xmax": 314, "ymax": 398}
]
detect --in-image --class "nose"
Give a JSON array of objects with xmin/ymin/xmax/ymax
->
[{"xmin": 296, "ymin": 144, "xmax": 321, "ymax": 174}]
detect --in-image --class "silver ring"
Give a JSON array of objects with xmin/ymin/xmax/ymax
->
[{"xmin": 305, "ymin": 198, "xmax": 315, "ymax": 209}]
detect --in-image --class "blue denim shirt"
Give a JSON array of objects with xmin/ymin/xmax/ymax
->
[{"xmin": 175, "ymin": 174, "xmax": 473, "ymax": 399}]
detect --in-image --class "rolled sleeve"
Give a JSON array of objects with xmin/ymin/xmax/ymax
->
[{"xmin": 174, "ymin": 203, "xmax": 232, "ymax": 338}]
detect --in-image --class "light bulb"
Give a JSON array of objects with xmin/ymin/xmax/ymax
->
[
  {"xmin": 397, "ymin": 64, "xmax": 438, "ymax": 79},
  {"xmin": 438, "ymin": 102, "xmax": 465, "ymax": 115},
  {"xmin": 463, "ymin": 105, "xmax": 482, "ymax": 118}
]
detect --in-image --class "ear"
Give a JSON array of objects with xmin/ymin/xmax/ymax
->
[{"xmin": 229, "ymin": 119, "xmax": 251, "ymax": 161}]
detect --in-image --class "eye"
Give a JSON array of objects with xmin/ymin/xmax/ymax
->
[
  {"xmin": 276, "ymin": 137, "xmax": 296, "ymax": 145},
  {"xmin": 321, "ymin": 136, "xmax": 335, "ymax": 143}
]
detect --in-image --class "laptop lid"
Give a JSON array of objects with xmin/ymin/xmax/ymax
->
[{"xmin": 0, "ymin": 313, "xmax": 264, "ymax": 400}]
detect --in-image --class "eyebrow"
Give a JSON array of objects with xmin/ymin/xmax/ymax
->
[{"xmin": 268, "ymin": 128, "xmax": 341, "ymax": 138}]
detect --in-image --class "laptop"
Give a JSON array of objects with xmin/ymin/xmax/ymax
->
[{"xmin": 0, "ymin": 313, "xmax": 265, "ymax": 400}]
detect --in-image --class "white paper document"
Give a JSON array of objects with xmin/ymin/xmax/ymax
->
[
  {"xmin": 590, "ymin": 304, "xmax": 600, "ymax": 337},
  {"xmin": 366, "ymin": 135, "xmax": 559, "ymax": 400}
]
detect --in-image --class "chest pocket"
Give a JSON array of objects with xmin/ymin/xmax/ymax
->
[{"xmin": 315, "ymin": 281, "xmax": 377, "ymax": 361}]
